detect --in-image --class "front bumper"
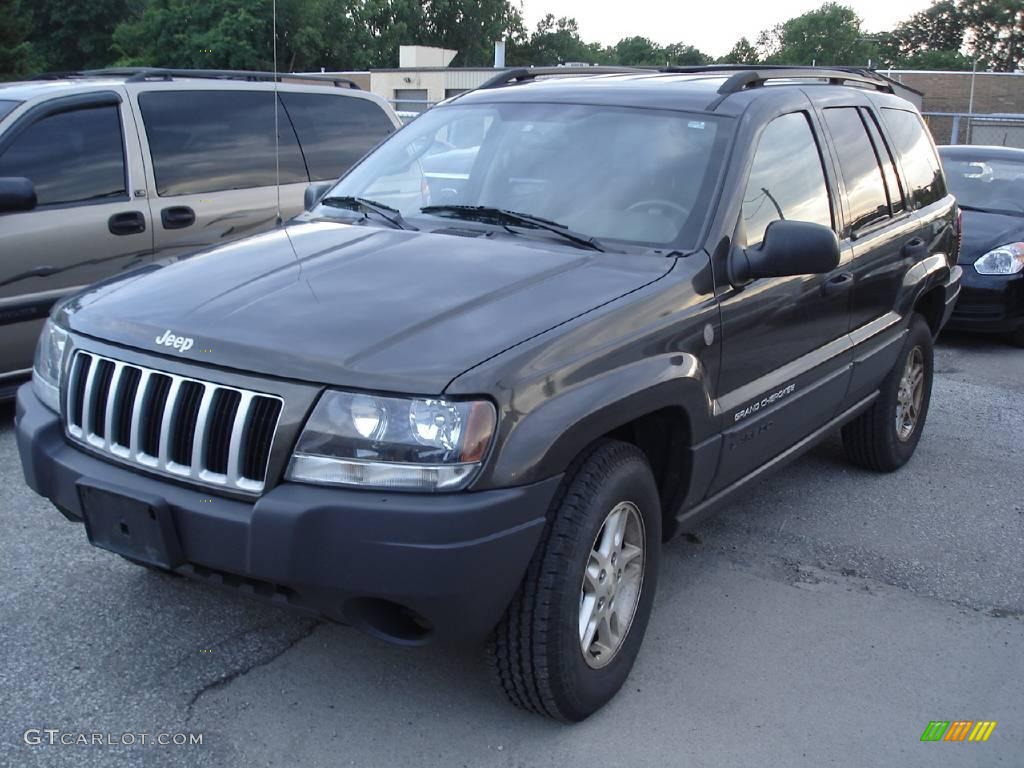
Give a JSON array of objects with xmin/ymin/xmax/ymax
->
[
  {"xmin": 945, "ymin": 266, "xmax": 1023, "ymax": 334},
  {"xmin": 16, "ymin": 384, "xmax": 559, "ymax": 645}
]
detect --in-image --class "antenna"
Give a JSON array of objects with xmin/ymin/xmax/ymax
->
[{"xmin": 272, "ymin": 0, "xmax": 282, "ymax": 226}]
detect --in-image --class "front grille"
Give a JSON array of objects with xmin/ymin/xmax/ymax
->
[{"xmin": 65, "ymin": 351, "xmax": 283, "ymax": 494}]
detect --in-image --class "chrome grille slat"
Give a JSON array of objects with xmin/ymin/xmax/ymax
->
[
  {"xmin": 66, "ymin": 353, "xmax": 88, "ymax": 437},
  {"xmin": 157, "ymin": 376, "xmax": 183, "ymax": 469},
  {"xmin": 103, "ymin": 361, "xmax": 125, "ymax": 452},
  {"xmin": 190, "ymin": 384, "xmax": 216, "ymax": 479},
  {"xmin": 80, "ymin": 356, "xmax": 101, "ymax": 442},
  {"xmin": 64, "ymin": 350, "xmax": 283, "ymax": 495},
  {"xmin": 226, "ymin": 391, "xmax": 254, "ymax": 487},
  {"xmin": 129, "ymin": 369, "xmax": 153, "ymax": 459}
]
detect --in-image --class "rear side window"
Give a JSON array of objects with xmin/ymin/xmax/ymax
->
[
  {"xmin": 280, "ymin": 93, "xmax": 394, "ymax": 181},
  {"xmin": 881, "ymin": 108, "xmax": 946, "ymax": 208},
  {"xmin": 823, "ymin": 108, "xmax": 889, "ymax": 232},
  {"xmin": 742, "ymin": 112, "xmax": 832, "ymax": 247},
  {"xmin": 0, "ymin": 105, "xmax": 126, "ymax": 206},
  {"xmin": 862, "ymin": 109, "xmax": 905, "ymax": 216},
  {"xmin": 139, "ymin": 91, "xmax": 307, "ymax": 196}
]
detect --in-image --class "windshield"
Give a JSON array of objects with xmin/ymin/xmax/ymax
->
[
  {"xmin": 0, "ymin": 99, "xmax": 21, "ymax": 122},
  {"xmin": 942, "ymin": 154, "xmax": 1024, "ymax": 214},
  {"xmin": 325, "ymin": 102, "xmax": 732, "ymax": 249}
]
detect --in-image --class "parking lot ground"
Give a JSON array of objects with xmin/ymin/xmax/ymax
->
[{"xmin": 1, "ymin": 332, "xmax": 1022, "ymax": 767}]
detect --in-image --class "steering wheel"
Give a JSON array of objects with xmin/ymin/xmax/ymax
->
[{"xmin": 626, "ymin": 199, "xmax": 690, "ymax": 219}]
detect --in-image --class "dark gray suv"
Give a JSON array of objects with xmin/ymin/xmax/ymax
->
[{"xmin": 16, "ymin": 66, "xmax": 962, "ymax": 721}]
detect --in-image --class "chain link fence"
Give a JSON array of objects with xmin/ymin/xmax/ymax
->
[{"xmin": 923, "ymin": 112, "xmax": 1024, "ymax": 149}]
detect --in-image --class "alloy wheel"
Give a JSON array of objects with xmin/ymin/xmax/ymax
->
[
  {"xmin": 578, "ymin": 501, "xmax": 645, "ymax": 669},
  {"xmin": 895, "ymin": 346, "xmax": 925, "ymax": 442}
]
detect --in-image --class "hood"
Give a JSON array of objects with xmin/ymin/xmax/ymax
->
[
  {"xmin": 959, "ymin": 209, "xmax": 1024, "ymax": 265},
  {"xmin": 63, "ymin": 220, "xmax": 673, "ymax": 393}
]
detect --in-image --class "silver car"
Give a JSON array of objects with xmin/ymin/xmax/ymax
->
[{"xmin": 0, "ymin": 68, "xmax": 400, "ymax": 396}]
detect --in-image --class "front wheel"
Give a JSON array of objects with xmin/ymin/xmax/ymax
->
[
  {"xmin": 489, "ymin": 440, "xmax": 661, "ymax": 722},
  {"xmin": 842, "ymin": 313, "xmax": 934, "ymax": 471}
]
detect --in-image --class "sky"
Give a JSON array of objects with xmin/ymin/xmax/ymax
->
[{"xmin": 520, "ymin": 0, "xmax": 937, "ymax": 57}]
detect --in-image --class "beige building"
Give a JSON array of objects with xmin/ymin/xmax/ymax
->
[{"xmin": 313, "ymin": 46, "xmax": 499, "ymax": 115}]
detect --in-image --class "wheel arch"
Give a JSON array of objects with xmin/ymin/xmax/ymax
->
[
  {"xmin": 913, "ymin": 283, "xmax": 946, "ymax": 337},
  {"xmin": 479, "ymin": 356, "xmax": 718, "ymax": 541},
  {"xmin": 899, "ymin": 252, "xmax": 951, "ymax": 336}
]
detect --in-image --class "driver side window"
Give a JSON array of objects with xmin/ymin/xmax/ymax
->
[{"xmin": 742, "ymin": 112, "xmax": 832, "ymax": 247}]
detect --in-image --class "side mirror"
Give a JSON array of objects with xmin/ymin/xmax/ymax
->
[
  {"xmin": 304, "ymin": 181, "xmax": 334, "ymax": 211},
  {"xmin": 731, "ymin": 220, "xmax": 840, "ymax": 284},
  {"xmin": 0, "ymin": 177, "xmax": 37, "ymax": 213}
]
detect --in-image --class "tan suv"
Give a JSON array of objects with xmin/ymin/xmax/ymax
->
[{"xmin": 0, "ymin": 68, "xmax": 400, "ymax": 396}]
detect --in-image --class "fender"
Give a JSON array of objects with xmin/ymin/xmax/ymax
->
[
  {"xmin": 473, "ymin": 352, "xmax": 718, "ymax": 490},
  {"xmin": 444, "ymin": 253, "xmax": 722, "ymax": 492}
]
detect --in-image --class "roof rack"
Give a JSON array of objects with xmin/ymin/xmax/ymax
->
[
  {"xmin": 477, "ymin": 66, "xmax": 652, "ymax": 90},
  {"xmin": 659, "ymin": 65, "xmax": 894, "ymax": 95},
  {"xmin": 30, "ymin": 67, "xmax": 362, "ymax": 90}
]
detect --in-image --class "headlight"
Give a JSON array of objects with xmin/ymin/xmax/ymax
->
[
  {"xmin": 286, "ymin": 391, "xmax": 496, "ymax": 491},
  {"xmin": 974, "ymin": 242, "xmax": 1024, "ymax": 275},
  {"xmin": 32, "ymin": 319, "xmax": 69, "ymax": 412}
]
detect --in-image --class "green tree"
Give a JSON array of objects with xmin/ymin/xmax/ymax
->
[
  {"xmin": 877, "ymin": 0, "xmax": 972, "ymax": 69},
  {"xmin": 719, "ymin": 37, "xmax": 759, "ymax": 64},
  {"xmin": 512, "ymin": 14, "xmax": 593, "ymax": 65},
  {"xmin": 113, "ymin": 0, "xmax": 276, "ymax": 69},
  {"xmin": 423, "ymin": 0, "xmax": 524, "ymax": 66},
  {"xmin": 1, "ymin": 0, "xmax": 37, "ymax": 79},
  {"xmin": 24, "ymin": 0, "xmax": 138, "ymax": 72},
  {"xmin": 893, "ymin": 0, "xmax": 964, "ymax": 53},
  {"xmin": 285, "ymin": 0, "xmax": 425, "ymax": 70},
  {"xmin": 663, "ymin": 42, "xmax": 712, "ymax": 66},
  {"xmin": 610, "ymin": 36, "xmax": 664, "ymax": 65},
  {"xmin": 757, "ymin": 3, "xmax": 872, "ymax": 66},
  {"xmin": 961, "ymin": 0, "xmax": 1023, "ymax": 71}
]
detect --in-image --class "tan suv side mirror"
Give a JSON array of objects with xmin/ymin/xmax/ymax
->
[{"xmin": 0, "ymin": 177, "xmax": 37, "ymax": 213}]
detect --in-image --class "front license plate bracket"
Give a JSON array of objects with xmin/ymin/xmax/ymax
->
[{"xmin": 77, "ymin": 481, "xmax": 184, "ymax": 569}]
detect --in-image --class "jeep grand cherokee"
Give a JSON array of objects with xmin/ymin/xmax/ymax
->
[{"xmin": 16, "ymin": 65, "xmax": 962, "ymax": 721}]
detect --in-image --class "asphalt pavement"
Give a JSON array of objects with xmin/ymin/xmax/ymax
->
[{"xmin": 1, "ymin": 331, "xmax": 1021, "ymax": 767}]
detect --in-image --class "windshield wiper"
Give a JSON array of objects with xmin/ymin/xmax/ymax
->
[
  {"xmin": 319, "ymin": 196, "xmax": 417, "ymax": 230},
  {"xmin": 420, "ymin": 205, "xmax": 606, "ymax": 252}
]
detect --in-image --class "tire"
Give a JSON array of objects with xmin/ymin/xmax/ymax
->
[
  {"xmin": 489, "ymin": 440, "xmax": 661, "ymax": 722},
  {"xmin": 1008, "ymin": 328, "xmax": 1024, "ymax": 348},
  {"xmin": 842, "ymin": 313, "xmax": 934, "ymax": 472}
]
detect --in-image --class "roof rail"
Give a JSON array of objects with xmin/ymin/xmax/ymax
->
[
  {"xmin": 477, "ymin": 66, "xmax": 652, "ymax": 90},
  {"xmin": 659, "ymin": 64, "xmax": 894, "ymax": 95},
  {"xmin": 31, "ymin": 67, "xmax": 362, "ymax": 90}
]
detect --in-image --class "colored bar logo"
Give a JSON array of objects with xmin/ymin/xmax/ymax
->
[{"xmin": 921, "ymin": 721, "xmax": 997, "ymax": 742}]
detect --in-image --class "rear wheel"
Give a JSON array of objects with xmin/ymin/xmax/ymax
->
[
  {"xmin": 489, "ymin": 440, "xmax": 660, "ymax": 721},
  {"xmin": 1008, "ymin": 327, "xmax": 1024, "ymax": 348},
  {"xmin": 842, "ymin": 314, "xmax": 934, "ymax": 471}
]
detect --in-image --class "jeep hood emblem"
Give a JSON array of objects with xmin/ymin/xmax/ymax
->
[{"xmin": 155, "ymin": 329, "xmax": 194, "ymax": 353}]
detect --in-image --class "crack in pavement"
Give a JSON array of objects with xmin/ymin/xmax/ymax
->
[{"xmin": 185, "ymin": 619, "xmax": 321, "ymax": 719}]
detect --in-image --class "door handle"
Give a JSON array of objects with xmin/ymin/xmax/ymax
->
[
  {"xmin": 161, "ymin": 206, "xmax": 196, "ymax": 230},
  {"xmin": 822, "ymin": 271, "xmax": 855, "ymax": 296},
  {"xmin": 901, "ymin": 237, "xmax": 928, "ymax": 259},
  {"xmin": 108, "ymin": 211, "xmax": 146, "ymax": 236}
]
